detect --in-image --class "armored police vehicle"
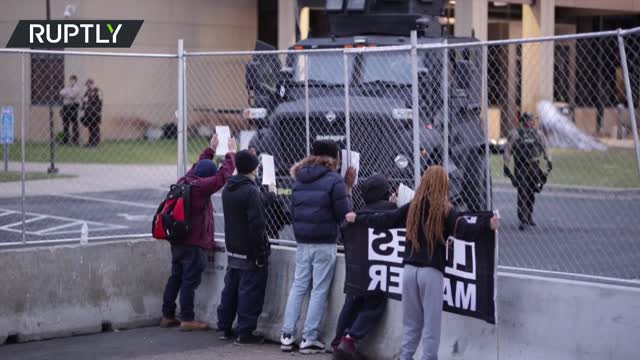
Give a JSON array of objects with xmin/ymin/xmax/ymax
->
[{"xmin": 245, "ymin": 0, "xmax": 488, "ymax": 217}]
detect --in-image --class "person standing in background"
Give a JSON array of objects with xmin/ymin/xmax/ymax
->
[
  {"xmin": 81, "ymin": 78, "xmax": 103, "ymax": 147},
  {"xmin": 59, "ymin": 74, "xmax": 82, "ymax": 145},
  {"xmin": 503, "ymin": 112, "xmax": 552, "ymax": 231}
]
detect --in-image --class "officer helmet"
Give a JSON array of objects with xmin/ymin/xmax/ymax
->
[{"xmin": 520, "ymin": 112, "xmax": 536, "ymax": 123}]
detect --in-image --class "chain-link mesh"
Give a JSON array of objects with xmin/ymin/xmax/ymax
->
[
  {"xmin": 2, "ymin": 30, "xmax": 639, "ymax": 279},
  {"xmin": 0, "ymin": 52, "xmax": 177, "ymax": 244},
  {"xmin": 482, "ymin": 34, "xmax": 640, "ymax": 279}
]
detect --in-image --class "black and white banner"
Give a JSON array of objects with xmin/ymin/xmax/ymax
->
[{"xmin": 348, "ymin": 211, "xmax": 496, "ymax": 324}]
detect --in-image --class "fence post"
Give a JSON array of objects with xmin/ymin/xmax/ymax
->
[
  {"xmin": 305, "ymin": 54, "xmax": 310, "ymax": 157},
  {"xmin": 177, "ymin": 39, "xmax": 186, "ymax": 177},
  {"xmin": 442, "ymin": 39, "xmax": 450, "ymax": 170},
  {"xmin": 617, "ymin": 30, "xmax": 640, "ymax": 175},
  {"xmin": 344, "ymin": 52, "xmax": 351, "ymax": 167},
  {"xmin": 21, "ymin": 53, "xmax": 26, "ymax": 244},
  {"xmin": 482, "ymin": 45, "xmax": 492, "ymax": 209},
  {"xmin": 411, "ymin": 31, "xmax": 421, "ymax": 189}
]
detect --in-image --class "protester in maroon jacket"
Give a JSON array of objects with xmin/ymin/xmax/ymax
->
[{"xmin": 160, "ymin": 133, "xmax": 236, "ymax": 331}]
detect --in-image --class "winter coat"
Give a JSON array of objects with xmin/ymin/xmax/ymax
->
[
  {"xmin": 222, "ymin": 174, "xmax": 270, "ymax": 269},
  {"xmin": 177, "ymin": 147, "xmax": 235, "ymax": 249},
  {"xmin": 290, "ymin": 156, "xmax": 352, "ymax": 244}
]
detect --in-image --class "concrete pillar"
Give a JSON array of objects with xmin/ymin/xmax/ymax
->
[
  {"xmin": 521, "ymin": 0, "xmax": 555, "ymax": 116},
  {"xmin": 454, "ymin": 0, "xmax": 488, "ymax": 41},
  {"xmin": 299, "ymin": 7, "xmax": 310, "ymax": 41},
  {"xmin": 278, "ymin": 0, "xmax": 297, "ymax": 50}
]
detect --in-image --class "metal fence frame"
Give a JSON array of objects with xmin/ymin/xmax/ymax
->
[{"xmin": 1, "ymin": 27, "xmax": 639, "ymax": 281}]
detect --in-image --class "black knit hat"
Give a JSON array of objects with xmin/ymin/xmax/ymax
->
[
  {"xmin": 361, "ymin": 174, "xmax": 391, "ymax": 205},
  {"xmin": 235, "ymin": 150, "xmax": 260, "ymax": 175},
  {"xmin": 312, "ymin": 140, "xmax": 340, "ymax": 159}
]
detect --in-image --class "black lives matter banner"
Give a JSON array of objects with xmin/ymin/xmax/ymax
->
[{"xmin": 352, "ymin": 211, "xmax": 496, "ymax": 324}]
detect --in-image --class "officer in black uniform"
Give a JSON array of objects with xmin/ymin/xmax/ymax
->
[{"xmin": 503, "ymin": 112, "xmax": 552, "ymax": 231}]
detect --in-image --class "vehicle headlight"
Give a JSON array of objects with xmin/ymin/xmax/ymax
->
[
  {"xmin": 243, "ymin": 108, "xmax": 267, "ymax": 119},
  {"xmin": 395, "ymin": 154, "xmax": 409, "ymax": 169}
]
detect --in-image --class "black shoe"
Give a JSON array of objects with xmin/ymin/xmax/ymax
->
[
  {"xmin": 528, "ymin": 220, "xmax": 537, "ymax": 226},
  {"xmin": 217, "ymin": 328, "xmax": 235, "ymax": 341},
  {"xmin": 518, "ymin": 223, "xmax": 525, "ymax": 231},
  {"xmin": 234, "ymin": 333, "xmax": 264, "ymax": 345}
]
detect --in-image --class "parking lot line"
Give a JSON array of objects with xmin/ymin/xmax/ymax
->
[
  {"xmin": 0, "ymin": 208, "xmax": 127, "ymax": 236},
  {"xmin": 52, "ymin": 193, "xmax": 158, "ymax": 209}
]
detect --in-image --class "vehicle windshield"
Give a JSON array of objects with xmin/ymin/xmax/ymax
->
[
  {"xmin": 294, "ymin": 52, "xmax": 354, "ymax": 85},
  {"xmin": 361, "ymin": 52, "xmax": 412, "ymax": 85}
]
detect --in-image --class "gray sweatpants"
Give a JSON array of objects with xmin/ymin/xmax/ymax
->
[{"xmin": 400, "ymin": 265, "xmax": 444, "ymax": 360}]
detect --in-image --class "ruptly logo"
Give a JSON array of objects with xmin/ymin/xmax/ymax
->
[{"xmin": 6, "ymin": 20, "xmax": 143, "ymax": 48}]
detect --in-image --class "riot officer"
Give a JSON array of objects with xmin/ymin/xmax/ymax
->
[{"xmin": 503, "ymin": 112, "xmax": 552, "ymax": 231}]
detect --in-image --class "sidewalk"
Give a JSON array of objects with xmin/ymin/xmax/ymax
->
[
  {"xmin": 1, "ymin": 162, "xmax": 176, "ymax": 198},
  {"xmin": 0, "ymin": 327, "xmax": 332, "ymax": 360}
]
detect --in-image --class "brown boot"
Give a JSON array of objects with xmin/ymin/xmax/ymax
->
[
  {"xmin": 159, "ymin": 317, "xmax": 180, "ymax": 328},
  {"xmin": 180, "ymin": 320, "xmax": 208, "ymax": 331}
]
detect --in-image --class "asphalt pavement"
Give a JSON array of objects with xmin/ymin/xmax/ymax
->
[
  {"xmin": 1, "ymin": 184, "xmax": 639, "ymax": 279},
  {"xmin": 0, "ymin": 326, "xmax": 331, "ymax": 360}
]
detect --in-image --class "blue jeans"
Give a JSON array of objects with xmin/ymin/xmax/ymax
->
[
  {"xmin": 282, "ymin": 243, "xmax": 337, "ymax": 341},
  {"xmin": 161, "ymin": 244, "xmax": 207, "ymax": 321}
]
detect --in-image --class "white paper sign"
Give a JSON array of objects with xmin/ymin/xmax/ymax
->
[
  {"xmin": 215, "ymin": 126, "xmax": 231, "ymax": 155},
  {"xmin": 239, "ymin": 130, "xmax": 256, "ymax": 150},
  {"xmin": 341, "ymin": 150, "xmax": 360, "ymax": 184},
  {"xmin": 397, "ymin": 183, "xmax": 415, "ymax": 207},
  {"xmin": 261, "ymin": 154, "xmax": 276, "ymax": 186}
]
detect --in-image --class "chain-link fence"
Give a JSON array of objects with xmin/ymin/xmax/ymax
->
[
  {"xmin": 1, "ymin": 28, "xmax": 640, "ymax": 280},
  {"xmin": 0, "ymin": 50, "xmax": 178, "ymax": 245}
]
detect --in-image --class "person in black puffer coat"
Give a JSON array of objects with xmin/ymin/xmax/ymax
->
[
  {"xmin": 217, "ymin": 150, "xmax": 270, "ymax": 345},
  {"xmin": 332, "ymin": 174, "xmax": 397, "ymax": 359}
]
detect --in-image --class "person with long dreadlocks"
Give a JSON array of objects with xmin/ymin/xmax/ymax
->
[{"xmin": 345, "ymin": 166, "xmax": 499, "ymax": 360}]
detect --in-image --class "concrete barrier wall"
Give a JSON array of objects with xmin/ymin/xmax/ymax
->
[
  {"xmin": 199, "ymin": 240, "xmax": 640, "ymax": 360},
  {"xmin": 0, "ymin": 239, "xmax": 170, "ymax": 343},
  {"xmin": 2, "ymin": 239, "xmax": 639, "ymax": 360}
]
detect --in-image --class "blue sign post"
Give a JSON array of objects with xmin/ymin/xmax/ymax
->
[{"xmin": 1, "ymin": 106, "xmax": 15, "ymax": 172}]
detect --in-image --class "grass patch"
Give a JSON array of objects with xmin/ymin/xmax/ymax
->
[
  {"xmin": 2, "ymin": 140, "xmax": 638, "ymax": 188},
  {"xmin": 0, "ymin": 139, "xmax": 206, "ymax": 165},
  {"xmin": 491, "ymin": 148, "xmax": 640, "ymax": 188},
  {"xmin": 0, "ymin": 171, "xmax": 74, "ymax": 182}
]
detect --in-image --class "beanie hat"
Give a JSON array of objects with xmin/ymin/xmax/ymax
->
[
  {"xmin": 195, "ymin": 159, "xmax": 218, "ymax": 178},
  {"xmin": 235, "ymin": 150, "xmax": 260, "ymax": 175},
  {"xmin": 361, "ymin": 174, "xmax": 391, "ymax": 205},
  {"xmin": 312, "ymin": 140, "xmax": 340, "ymax": 159}
]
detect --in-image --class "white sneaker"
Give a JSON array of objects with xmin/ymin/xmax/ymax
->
[
  {"xmin": 299, "ymin": 338, "xmax": 326, "ymax": 354},
  {"xmin": 280, "ymin": 333, "xmax": 295, "ymax": 352}
]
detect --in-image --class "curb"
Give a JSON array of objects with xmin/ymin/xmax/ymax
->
[{"xmin": 493, "ymin": 180, "xmax": 640, "ymax": 196}]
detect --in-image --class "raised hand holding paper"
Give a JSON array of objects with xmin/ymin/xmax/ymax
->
[
  {"xmin": 215, "ymin": 126, "xmax": 231, "ymax": 155},
  {"xmin": 341, "ymin": 149, "xmax": 360, "ymax": 184},
  {"xmin": 397, "ymin": 183, "xmax": 415, "ymax": 207},
  {"xmin": 261, "ymin": 154, "xmax": 276, "ymax": 186}
]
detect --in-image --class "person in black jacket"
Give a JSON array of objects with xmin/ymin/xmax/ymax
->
[
  {"xmin": 217, "ymin": 150, "xmax": 271, "ymax": 345},
  {"xmin": 81, "ymin": 79, "xmax": 102, "ymax": 147},
  {"xmin": 332, "ymin": 174, "xmax": 396, "ymax": 359},
  {"xmin": 345, "ymin": 166, "xmax": 499, "ymax": 360}
]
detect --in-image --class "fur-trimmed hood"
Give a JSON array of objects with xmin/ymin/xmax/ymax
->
[{"xmin": 290, "ymin": 155, "xmax": 338, "ymax": 183}]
